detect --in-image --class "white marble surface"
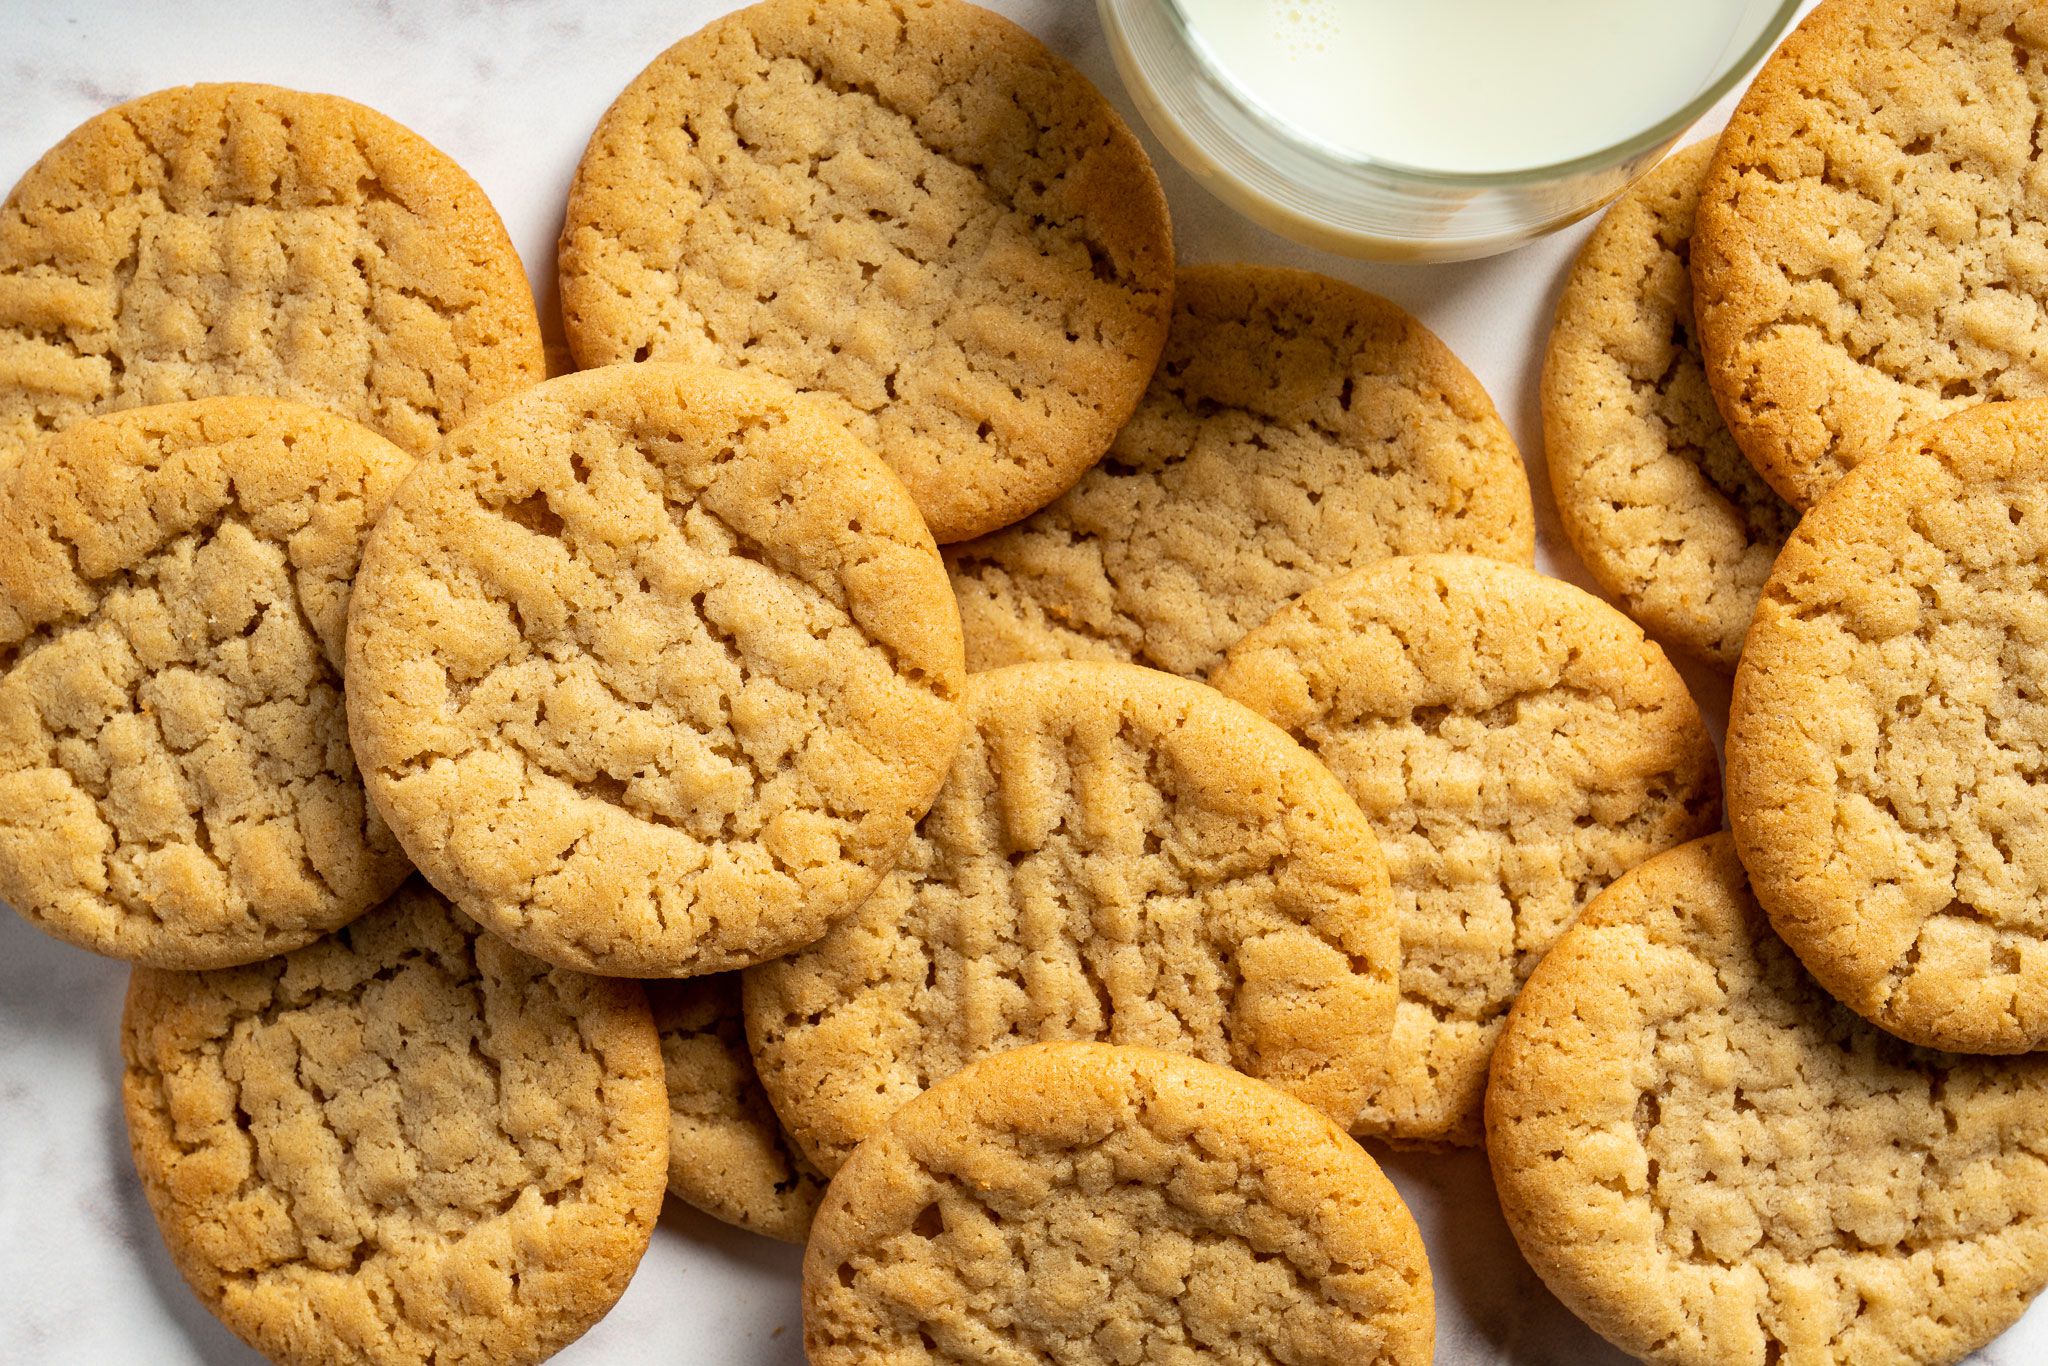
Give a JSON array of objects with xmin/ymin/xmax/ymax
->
[{"xmin": 1, "ymin": 1, "xmax": 2044, "ymax": 1362}]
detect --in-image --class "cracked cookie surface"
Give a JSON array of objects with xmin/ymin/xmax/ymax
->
[
  {"xmin": 0, "ymin": 81, "xmax": 543, "ymax": 464},
  {"xmin": 1487, "ymin": 835, "xmax": 2048, "ymax": 1366},
  {"xmin": 0, "ymin": 398, "xmax": 414, "ymax": 967},
  {"xmin": 1211, "ymin": 555, "xmax": 1720, "ymax": 1145},
  {"xmin": 745, "ymin": 661, "xmax": 1398, "ymax": 1175},
  {"xmin": 1544, "ymin": 140, "xmax": 1798, "ymax": 670},
  {"xmin": 121, "ymin": 880, "xmax": 670, "ymax": 1366},
  {"xmin": 558, "ymin": 0, "xmax": 1174, "ymax": 543},
  {"xmin": 1727, "ymin": 399, "xmax": 2048, "ymax": 1053},
  {"xmin": 345, "ymin": 362, "xmax": 966, "ymax": 977},
  {"xmin": 803, "ymin": 1041, "xmax": 1433, "ymax": 1365},
  {"xmin": 1693, "ymin": 0, "xmax": 2048, "ymax": 509},
  {"xmin": 949, "ymin": 264, "xmax": 1533, "ymax": 678},
  {"xmin": 649, "ymin": 973, "xmax": 824, "ymax": 1242}
]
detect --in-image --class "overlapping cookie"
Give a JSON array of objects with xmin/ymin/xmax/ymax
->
[
  {"xmin": 1491, "ymin": 836, "xmax": 2048, "ymax": 1366},
  {"xmin": 122, "ymin": 880, "xmax": 670, "ymax": 1366},
  {"xmin": 1545, "ymin": 139, "xmax": 1797, "ymax": 670},
  {"xmin": 1694, "ymin": 0, "xmax": 2048, "ymax": 508},
  {"xmin": 746, "ymin": 660, "xmax": 1399, "ymax": 1174},
  {"xmin": 649, "ymin": 974, "xmax": 825, "ymax": 1243},
  {"xmin": 804, "ymin": 1043, "xmax": 1434, "ymax": 1365},
  {"xmin": 951, "ymin": 264, "xmax": 1533, "ymax": 677},
  {"xmin": 0, "ymin": 398, "xmax": 413, "ymax": 967},
  {"xmin": 560, "ymin": 0, "xmax": 1174, "ymax": 542},
  {"xmin": 1213, "ymin": 554, "xmax": 1720, "ymax": 1144},
  {"xmin": 346, "ymin": 362, "xmax": 965, "ymax": 978},
  {"xmin": 1728, "ymin": 399, "xmax": 2048, "ymax": 1053},
  {"xmin": 0, "ymin": 82, "xmax": 543, "ymax": 463}
]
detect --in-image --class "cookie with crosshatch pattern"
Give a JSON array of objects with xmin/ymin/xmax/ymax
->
[{"xmin": 558, "ymin": 0, "xmax": 1174, "ymax": 542}]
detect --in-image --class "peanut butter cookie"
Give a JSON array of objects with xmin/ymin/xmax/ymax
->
[
  {"xmin": 950, "ymin": 264, "xmax": 1533, "ymax": 678},
  {"xmin": 1544, "ymin": 140, "xmax": 1798, "ymax": 670},
  {"xmin": 1489, "ymin": 835, "xmax": 2048, "ymax": 1366},
  {"xmin": 1727, "ymin": 399, "xmax": 2048, "ymax": 1053},
  {"xmin": 121, "ymin": 880, "xmax": 670, "ymax": 1366},
  {"xmin": 746, "ymin": 660, "xmax": 1399, "ymax": 1175},
  {"xmin": 649, "ymin": 974, "xmax": 824, "ymax": 1242},
  {"xmin": 0, "ymin": 398, "xmax": 413, "ymax": 968},
  {"xmin": 803, "ymin": 1042, "xmax": 1434, "ymax": 1365},
  {"xmin": 1693, "ymin": 0, "xmax": 2048, "ymax": 509},
  {"xmin": 345, "ymin": 362, "xmax": 966, "ymax": 978},
  {"xmin": 558, "ymin": 0, "xmax": 1174, "ymax": 543},
  {"xmin": 1212, "ymin": 555, "xmax": 1721, "ymax": 1145},
  {"xmin": 0, "ymin": 82, "xmax": 543, "ymax": 464}
]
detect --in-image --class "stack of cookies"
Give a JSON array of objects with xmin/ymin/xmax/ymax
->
[{"xmin": 5, "ymin": 0, "xmax": 2048, "ymax": 1363}]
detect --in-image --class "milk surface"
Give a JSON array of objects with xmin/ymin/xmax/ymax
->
[{"xmin": 1175, "ymin": 0, "xmax": 1774, "ymax": 173}]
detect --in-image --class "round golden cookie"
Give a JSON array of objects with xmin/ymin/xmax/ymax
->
[
  {"xmin": 803, "ymin": 1041, "xmax": 1434, "ymax": 1365},
  {"xmin": 1211, "ymin": 555, "xmax": 1721, "ymax": 1145},
  {"xmin": 1488, "ymin": 835, "xmax": 2048, "ymax": 1366},
  {"xmin": 1727, "ymin": 400, "xmax": 2048, "ymax": 1053},
  {"xmin": 558, "ymin": 0, "xmax": 1174, "ymax": 544},
  {"xmin": 0, "ymin": 398, "xmax": 414, "ymax": 968},
  {"xmin": 648, "ymin": 974, "xmax": 825, "ymax": 1243},
  {"xmin": 1693, "ymin": 0, "xmax": 2048, "ymax": 510},
  {"xmin": 345, "ymin": 362, "xmax": 966, "ymax": 978},
  {"xmin": 121, "ymin": 880, "xmax": 670, "ymax": 1366},
  {"xmin": 745, "ymin": 660, "xmax": 1399, "ymax": 1175},
  {"xmin": 949, "ymin": 263, "xmax": 1534, "ymax": 678},
  {"xmin": 1544, "ymin": 139, "xmax": 1799, "ymax": 670},
  {"xmin": 0, "ymin": 82, "xmax": 543, "ymax": 463}
]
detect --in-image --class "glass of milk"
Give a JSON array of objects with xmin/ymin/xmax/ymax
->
[{"xmin": 1100, "ymin": 0, "xmax": 1802, "ymax": 261}]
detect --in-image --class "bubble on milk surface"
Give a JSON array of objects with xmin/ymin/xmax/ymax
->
[{"xmin": 1279, "ymin": 0, "xmax": 1337, "ymax": 59}]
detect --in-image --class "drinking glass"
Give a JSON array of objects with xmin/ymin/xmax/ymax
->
[{"xmin": 1098, "ymin": 0, "xmax": 1804, "ymax": 262}]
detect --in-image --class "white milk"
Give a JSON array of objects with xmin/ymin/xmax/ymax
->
[{"xmin": 1175, "ymin": 0, "xmax": 1772, "ymax": 173}]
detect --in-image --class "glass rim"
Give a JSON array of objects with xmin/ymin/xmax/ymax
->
[{"xmin": 1152, "ymin": 0, "xmax": 1806, "ymax": 187}]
